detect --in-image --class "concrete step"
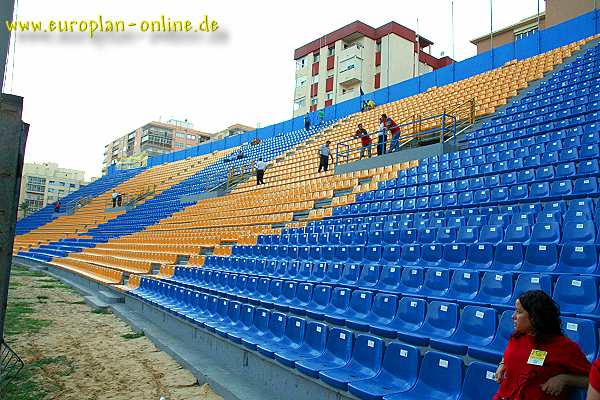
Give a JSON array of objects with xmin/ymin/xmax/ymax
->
[
  {"xmin": 84, "ymin": 295, "xmax": 110, "ymax": 311},
  {"xmin": 98, "ymin": 289, "xmax": 125, "ymax": 304}
]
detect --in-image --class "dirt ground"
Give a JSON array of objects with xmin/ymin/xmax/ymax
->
[{"xmin": 5, "ymin": 266, "xmax": 223, "ymax": 400}]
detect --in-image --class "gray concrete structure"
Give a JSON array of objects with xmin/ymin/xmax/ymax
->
[{"xmin": 12, "ymin": 256, "xmax": 357, "ymax": 400}]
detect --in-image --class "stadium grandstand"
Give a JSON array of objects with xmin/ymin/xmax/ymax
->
[{"xmin": 11, "ymin": 7, "xmax": 600, "ymax": 400}]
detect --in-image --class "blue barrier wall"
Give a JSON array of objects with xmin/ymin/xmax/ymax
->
[{"xmin": 133, "ymin": 9, "xmax": 600, "ymax": 172}]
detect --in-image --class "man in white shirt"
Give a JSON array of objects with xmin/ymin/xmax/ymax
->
[
  {"xmin": 111, "ymin": 190, "xmax": 118, "ymax": 208},
  {"xmin": 255, "ymin": 158, "xmax": 268, "ymax": 185},
  {"xmin": 318, "ymin": 141, "xmax": 334, "ymax": 172}
]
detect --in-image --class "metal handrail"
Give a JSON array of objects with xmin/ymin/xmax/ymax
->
[{"xmin": 335, "ymin": 112, "xmax": 461, "ymax": 165}]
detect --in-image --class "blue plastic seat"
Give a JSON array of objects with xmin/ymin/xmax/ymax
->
[
  {"xmin": 456, "ymin": 226, "xmax": 479, "ymax": 244},
  {"xmin": 530, "ymin": 222, "xmax": 561, "ymax": 244},
  {"xmin": 383, "ymin": 351, "xmax": 463, "ymax": 400},
  {"xmin": 492, "ymin": 242, "xmax": 524, "ymax": 271},
  {"xmin": 446, "ymin": 270, "xmax": 480, "ymax": 303},
  {"xmin": 382, "ymin": 245, "xmax": 402, "ymax": 264},
  {"xmin": 343, "ymin": 290, "xmax": 376, "ymax": 330},
  {"xmin": 295, "ymin": 327, "xmax": 353, "ymax": 378},
  {"xmin": 442, "ymin": 244, "xmax": 467, "ymax": 268},
  {"xmin": 305, "ymin": 285, "xmax": 332, "ymax": 320},
  {"xmin": 561, "ymin": 317, "xmax": 598, "ymax": 362},
  {"xmin": 505, "ymin": 224, "xmax": 531, "ymax": 244},
  {"xmin": 417, "ymin": 228, "xmax": 436, "ymax": 244},
  {"xmin": 372, "ymin": 296, "xmax": 426, "ymax": 338},
  {"xmin": 574, "ymin": 177, "xmax": 599, "ymax": 195},
  {"xmin": 319, "ymin": 334, "xmax": 384, "ymax": 390},
  {"xmin": 557, "ymin": 243, "xmax": 598, "ymax": 274},
  {"xmin": 242, "ymin": 310, "xmax": 286, "ymax": 350},
  {"xmin": 375, "ymin": 265, "xmax": 402, "ymax": 292},
  {"xmin": 348, "ymin": 342, "xmax": 419, "ymax": 400},
  {"xmin": 553, "ymin": 275, "xmax": 598, "ymax": 315},
  {"xmin": 522, "ymin": 243, "xmax": 558, "ymax": 273},
  {"xmin": 464, "ymin": 243, "xmax": 493, "ymax": 270},
  {"xmin": 468, "ymin": 310, "xmax": 514, "ymax": 363},
  {"xmin": 479, "ymin": 225, "xmax": 503, "ymax": 245},
  {"xmin": 338, "ymin": 264, "xmax": 361, "ymax": 286},
  {"xmin": 399, "ymin": 228, "xmax": 417, "ymax": 244},
  {"xmin": 421, "ymin": 268, "xmax": 450, "ymax": 299},
  {"xmin": 457, "ymin": 361, "xmax": 500, "ymax": 400},
  {"xmin": 323, "ymin": 287, "xmax": 352, "ymax": 324},
  {"xmin": 399, "ymin": 245, "xmax": 421, "ymax": 267},
  {"xmin": 398, "ymin": 301, "xmax": 458, "ymax": 346},
  {"xmin": 419, "ymin": 244, "xmax": 443, "ymax": 267},
  {"xmin": 475, "ymin": 272, "xmax": 513, "ymax": 307},
  {"xmin": 430, "ymin": 306, "xmax": 497, "ymax": 355},
  {"xmin": 563, "ymin": 221, "xmax": 596, "ymax": 243},
  {"xmin": 257, "ymin": 315, "xmax": 306, "ymax": 358},
  {"xmin": 288, "ymin": 283, "xmax": 314, "ymax": 315}
]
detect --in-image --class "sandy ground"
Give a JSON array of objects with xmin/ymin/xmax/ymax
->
[{"xmin": 5, "ymin": 268, "xmax": 223, "ymax": 400}]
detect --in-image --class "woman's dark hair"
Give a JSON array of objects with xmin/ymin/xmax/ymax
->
[{"xmin": 515, "ymin": 290, "xmax": 563, "ymax": 343}]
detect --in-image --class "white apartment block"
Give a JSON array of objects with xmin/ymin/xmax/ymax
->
[
  {"xmin": 293, "ymin": 21, "xmax": 453, "ymax": 116},
  {"xmin": 18, "ymin": 162, "xmax": 87, "ymax": 218}
]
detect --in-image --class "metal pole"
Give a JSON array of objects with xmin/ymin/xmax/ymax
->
[
  {"xmin": 536, "ymin": 0, "xmax": 541, "ymax": 53},
  {"xmin": 451, "ymin": 1, "xmax": 455, "ymax": 59},
  {"xmin": 489, "ymin": 0, "xmax": 494, "ymax": 52},
  {"xmin": 440, "ymin": 113, "xmax": 446, "ymax": 144},
  {"xmin": 0, "ymin": 0, "xmax": 16, "ymax": 91}
]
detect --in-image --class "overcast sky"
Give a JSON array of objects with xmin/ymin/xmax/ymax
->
[{"xmin": 4, "ymin": 0, "xmax": 546, "ymax": 179}]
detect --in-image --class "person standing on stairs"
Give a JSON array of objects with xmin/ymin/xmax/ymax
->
[
  {"xmin": 377, "ymin": 115, "xmax": 387, "ymax": 156},
  {"xmin": 255, "ymin": 158, "xmax": 268, "ymax": 185},
  {"xmin": 355, "ymin": 123, "xmax": 372, "ymax": 159},
  {"xmin": 318, "ymin": 141, "xmax": 334, "ymax": 172}
]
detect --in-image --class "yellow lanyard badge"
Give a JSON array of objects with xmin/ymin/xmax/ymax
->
[{"xmin": 527, "ymin": 349, "xmax": 548, "ymax": 366}]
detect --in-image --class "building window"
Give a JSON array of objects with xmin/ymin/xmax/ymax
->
[
  {"xmin": 328, "ymin": 47, "xmax": 335, "ymax": 56},
  {"xmin": 325, "ymin": 92, "xmax": 333, "ymax": 100},
  {"xmin": 175, "ymin": 141, "xmax": 186, "ymax": 148},
  {"xmin": 312, "ymin": 75, "xmax": 319, "ymax": 84},
  {"xmin": 176, "ymin": 132, "xmax": 186, "ymax": 139},
  {"xmin": 313, "ymin": 53, "xmax": 320, "ymax": 63},
  {"xmin": 515, "ymin": 25, "xmax": 538, "ymax": 41},
  {"xmin": 294, "ymin": 97, "xmax": 306, "ymax": 111},
  {"xmin": 187, "ymin": 134, "xmax": 196, "ymax": 140},
  {"xmin": 27, "ymin": 176, "xmax": 46, "ymax": 185},
  {"xmin": 296, "ymin": 76, "xmax": 307, "ymax": 88},
  {"xmin": 376, "ymin": 41, "xmax": 382, "ymax": 52},
  {"xmin": 296, "ymin": 57, "xmax": 306, "ymax": 70},
  {"xmin": 311, "ymin": 97, "xmax": 318, "ymax": 105}
]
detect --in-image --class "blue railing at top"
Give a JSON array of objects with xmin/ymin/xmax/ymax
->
[{"xmin": 335, "ymin": 112, "xmax": 458, "ymax": 166}]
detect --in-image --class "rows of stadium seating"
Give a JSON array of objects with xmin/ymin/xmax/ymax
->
[
  {"xmin": 14, "ymin": 147, "xmax": 237, "ymax": 258},
  {"xmin": 15, "ymin": 167, "xmax": 142, "ymax": 236},
  {"xmin": 118, "ymin": 38, "xmax": 600, "ymax": 399},
  {"xmin": 31, "ymin": 35, "xmax": 589, "ymax": 284},
  {"xmin": 17, "ymin": 124, "xmax": 331, "ymax": 272},
  {"xmin": 12, "ymin": 34, "xmax": 600, "ymax": 400}
]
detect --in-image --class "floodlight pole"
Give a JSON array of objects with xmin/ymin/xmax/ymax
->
[{"xmin": 0, "ymin": 0, "xmax": 16, "ymax": 90}]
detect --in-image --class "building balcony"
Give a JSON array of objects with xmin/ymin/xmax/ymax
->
[
  {"xmin": 340, "ymin": 44, "xmax": 363, "ymax": 62},
  {"xmin": 338, "ymin": 64, "xmax": 362, "ymax": 86}
]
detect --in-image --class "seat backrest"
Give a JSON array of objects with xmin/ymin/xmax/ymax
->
[
  {"xmin": 352, "ymin": 334, "xmax": 384, "ymax": 370},
  {"xmin": 423, "ymin": 301, "xmax": 458, "ymax": 332},
  {"xmin": 341, "ymin": 264, "xmax": 361, "ymax": 283},
  {"xmin": 381, "ymin": 342, "xmax": 419, "ymax": 386},
  {"xmin": 358, "ymin": 264, "xmax": 381, "ymax": 285},
  {"xmin": 305, "ymin": 321, "xmax": 328, "ymax": 352},
  {"xmin": 285, "ymin": 316, "xmax": 306, "ymax": 344},
  {"xmin": 400, "ymin": 267, "xmax": 424, "ymax": 290},
  {"xmin": 327, "ymin": 327, "xmax": 354, "ymax": 361},
  {"xmin": 296, "ymin": 283, "xmax": 313, "ymax": 303},
  {"xmin": 513, "ymin": 273, "xmax": 552, "ymax": 297},
  {"xmin": 416, "ymin": 351, "xmax": 463, "ymax": 395},
  {"xmin": 459, "ymin": 361, "xmax": 500, "ymax": 400},
  {"xmin": 458, "ymin": 306, "xmax": 497, "ymax": 340},
  {"xmin": 493, "ymin": 242, "xmax": 524, "ymax": 270},
  {"xmin": 350, "ymin": 290, "xmax": 374, "ymax": 314},
  {"xmin": 311, "ymin": 285, "xmax": 332, "ymax": 307},
  {"xmin": 330, "ymin": 287, "xmax": 351, "ymax": 310},
  {"xmin": 479, "ymin": 271, "xmax": 514, "ymax": 299},
  {"xmin": 553, "ymin": 275, "xmax": 598, "ymax": 313},
  {"xmin": 253, "ymin": 308, "xmax": 271, "ymax": 331},
  {"xmin": 558, "ymin": 243, "xmax": 598, "ymax": 274},
  {"xmin": 523, "ymin": 243, "xmax": 559, "ymax": 272},
  {"xmin": 240, "ymin": 304, "xmax": 255, "ymax": 327},
  {"xmin": 268, "ymin": 312, "xmax": 287, "ymax": 336},
  {"xmin": 371, "ymin": 293, "xmax": 397, "ymax": 318},
  {"xmin": 561, "ymin": 316, "xmax": 598, "ymax": 361}
]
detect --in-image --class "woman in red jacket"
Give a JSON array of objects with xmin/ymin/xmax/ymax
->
[
  {"xmin": 494, "ymin": 290, "xmax": 590, "ymax": 400},
  {"xmin": 588, "ymin": 360, "xmax": 600, "ymax": 399}
]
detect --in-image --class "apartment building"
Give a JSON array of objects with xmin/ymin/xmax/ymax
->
[
  {"xmin": 293, "ymin": 21, "xmax": 453, "ymax": 116},
  {"xmin": 18, "ymin": 162, "xmax": 87, "ymax": 218},
  {"xmin": 102, "ymin": 119, "xmax": 213, "ymax": 175},
  {"xmin": 211, "ymin": 123, "xmax": 255, "ymax": 141},
  {"xmin": 471, "ymin": 0, "xmax": 594, "ymax": 53}
]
